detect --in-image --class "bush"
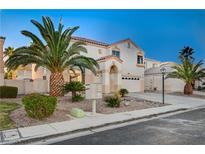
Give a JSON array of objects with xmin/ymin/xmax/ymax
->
[
  {"xmin": 0, "ymin": 86, "xmax": 18, "ymax": 98},
  {"xmin": 104, "ymin": 95, "xmax": 121, "ymax": 108},
  {"xmin": 72, "ymin": 94, "xmax": 84, "ymax": 102},
  {"xmin": 64, "ymin": 81, "xmax": 86, "ymax": 102},
  {"xmin": 22, "ymin": 93, "xmax": 57, "ymax": 120},
  {"xmin": 119, "ymin": 88, "xmax": 129, "ymax": 97}
]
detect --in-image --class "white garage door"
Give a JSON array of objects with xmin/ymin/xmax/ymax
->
[{"xmin": 121, "ymin": 77, "xmax": 142, "ymax": 92}]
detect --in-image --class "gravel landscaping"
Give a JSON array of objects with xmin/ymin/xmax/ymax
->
[{"xmin": 1, "ymin": 96, "xmax": 168, "ymax": 128}]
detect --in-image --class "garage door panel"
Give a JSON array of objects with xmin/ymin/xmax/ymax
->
[{"xmin": 121, "ymin": 79, "xmax": 141, "ymax": 92}]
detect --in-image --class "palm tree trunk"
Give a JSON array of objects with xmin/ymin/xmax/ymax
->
[
  {"xmin": 72, "ymin": 91, "xmax": 77, "ymax": 97},
  {"xmin": 81, "ymin": 71, "xmax": 85, "ymax": 84},
  {"xmin": 184, "ymin": 83, "xmax": 193, "ymax": 95},
  {"xmin": 11, "ymin": 70, "xmax": 16, "ymax": 79},
  {"xmin": 50, "ymin": 72, "xmax": 64, "ymax": 96}
]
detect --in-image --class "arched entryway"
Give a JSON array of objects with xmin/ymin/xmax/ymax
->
[{"xmin": 110, "ymin": 65, "xmax": 118, "ymax": 93}]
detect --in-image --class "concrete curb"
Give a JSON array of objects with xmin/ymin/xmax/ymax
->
[{"xmin": 2, "ymin": 108, "xmax": 187, "ymax": 145}]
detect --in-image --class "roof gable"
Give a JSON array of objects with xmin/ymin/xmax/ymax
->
[{"xmin": 109, "ymin": 39, "xmax": 142, "ymax": 51}]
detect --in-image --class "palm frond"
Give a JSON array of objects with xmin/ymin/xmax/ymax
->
[{"xmin": 6, "ymin": 16, "xmax": 99, "ymax": 76}]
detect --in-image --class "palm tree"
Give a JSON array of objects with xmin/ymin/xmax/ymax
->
[
  {"xmin": 4, "ymin": 47, "xmax": 17, "ymax": 79},
  {"xmin": 167, "ymin": 47, "xmax": 205, "ymax": 95},
  {"xmin": 4, "ymin": 47, "xmax": 15, "ymax": 57},
  {"xmin": 5, "ymin": 16, "xmax": 99, "ymax": 96},
  {"xmin": 179, "ymin": 46, "xmax": 194, "ymax": 62}
]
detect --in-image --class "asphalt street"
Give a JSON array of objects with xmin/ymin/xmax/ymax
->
[{"xmin": 52, "ymin": 108, "xmax": 205, "ymax": 145}]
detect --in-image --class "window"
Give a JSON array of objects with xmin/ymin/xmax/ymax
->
[
  {"xmin": 112, "ymin": 50, "xmax": 120, "ymax": 58},
  {"xmin": 137, "ymin": 55, "xmax": 143, "ymax": 64}
]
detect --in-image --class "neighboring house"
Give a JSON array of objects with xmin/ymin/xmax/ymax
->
[
  {"xmin": 144, "ymin": 62, "xmax": 185, "ymax": 92},
  {"xmin": 144, "ymin": 58, "xmax": 161, "ymax": 70},
  {"xmin": 15, "ymin": 36, "xmax": 146, "ymax": 94}
]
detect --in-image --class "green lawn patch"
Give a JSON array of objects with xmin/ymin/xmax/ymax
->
[{"xmin": 0, "ymin": 102, "xmax": 20, "ymax": 131}]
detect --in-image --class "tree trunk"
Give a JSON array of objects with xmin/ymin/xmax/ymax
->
[
  {"xmin": 50, "ymin": 72, "xmax": 64, "ymax": 96},
  {"xmin": 72, "ymin": 91, "xmax": 77, "ymax": 97},
  {"xmin": 11, "ymin": 70, "xmax": 16, "ymax": 79},
  {"xmin": 81, "ymin": 71, "xmax": 85, "ymax": 84},
  {"xmin": 184, "ymin": 83, "xmax": 193, "ymax": 95}
]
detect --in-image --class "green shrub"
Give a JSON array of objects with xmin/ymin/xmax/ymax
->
[
  {"xmin": 0, "ymin": 86, "xmax": 18, "ymax": 98},
  {"xmin": 104, "ymin": 95, "xmax": 121, "ymax": 108},
  {"xmin": 119, "ymin": 88, "xmax": 129, "ymax": 97},
  {"xmin": 64, "ymin": 81, "xmax": 86, "ymax": 102},
  {"xmin": 72, "ymin": 94, "xmax": 84, "ymax": 102},
  {"xmin": 22, "ymin": 93, "xmax": 57, "ymax": 120}
]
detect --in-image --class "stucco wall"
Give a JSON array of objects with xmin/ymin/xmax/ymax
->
[
  {"xmin": 109, "ymin": 42, "xmax": 144, "ymax": 76},
  {"xmin": 144, "ymin": 74, "xmax": 185, "ymax": 92},
  {"xmin": 70, "ymin": 40, "xmax": 108, "ymax": 59},
  {"xmin": 4, "ymin": 80, "xmax": 25, "ymax": 94},
  {"xmin": 145, "ymin": 59, "xmax": 161, "ymax": 70},
  {"xmin": 4, "ymin": 79, "xmax": 48, "ymax": 95}
]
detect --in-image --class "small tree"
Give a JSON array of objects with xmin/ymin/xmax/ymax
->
[
  {"xmin": 119, "ymin": 88, "xmax": 129, "ymax": 97},
  {"xmin": 64, "ymin": 81, "xmax": 86, "ymax": 101}
]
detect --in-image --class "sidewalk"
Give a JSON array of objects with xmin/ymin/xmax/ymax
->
[{"xmin": 1, "ymin": 93, "xmax": 205, "ymax": 144}]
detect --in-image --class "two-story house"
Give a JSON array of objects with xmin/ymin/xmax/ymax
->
[{"xmin": 16, "ymin": 36, "xmax": 145, "ymax": 94}]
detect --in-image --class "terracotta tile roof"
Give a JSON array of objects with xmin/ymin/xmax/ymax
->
[
  {"xmin": 110, "ymin": 38, "xmax": 142, "ymax": 50},
  {"xmin": 71, "ymin": 36, "xmax": 143, "ymax": 51},
  {"xmin": 96, "ymin": 55, "xmax": 123, "ymax": 63},
  {"xmin": 71, "ymin": 36, "xmax": 109, "ymax": 47}
]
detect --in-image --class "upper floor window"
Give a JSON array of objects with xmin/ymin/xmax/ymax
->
[
  {"xmin": 137, "ymin": 55, "xmax": 143, "ymax": 64},
  {"xmin": 112, "ymin": 50, "xmax": 120, "ymax": 58}
]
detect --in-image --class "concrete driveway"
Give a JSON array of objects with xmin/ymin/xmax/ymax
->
[{"xmin": 128, "ymin": 92, "xmax": 205, "ymax": 108}]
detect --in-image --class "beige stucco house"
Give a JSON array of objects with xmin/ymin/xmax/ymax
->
[
  {"xmin": 13, "ymin": 36, "xmax": 145, "ymax": 94},
  {"xmin": 144, "ymin": 58, "xmax": 161, "ymax": 70},
  {"xmin": 144, "ymin": 62, "xmax": 186, "ymax": 92}
]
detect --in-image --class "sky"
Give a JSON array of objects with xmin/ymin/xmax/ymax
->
[{"xmin": 0, "ymin": 9, "xmax": 205, "ymax": 64}]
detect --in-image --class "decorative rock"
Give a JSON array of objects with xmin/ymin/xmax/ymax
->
[
  {"xmin": 70, "ymin": 108, "xmax": 85, "ymax": 118},
  {"xmin": 124, "ymin": 102, "xmax": 130, "ymax": 106}
]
